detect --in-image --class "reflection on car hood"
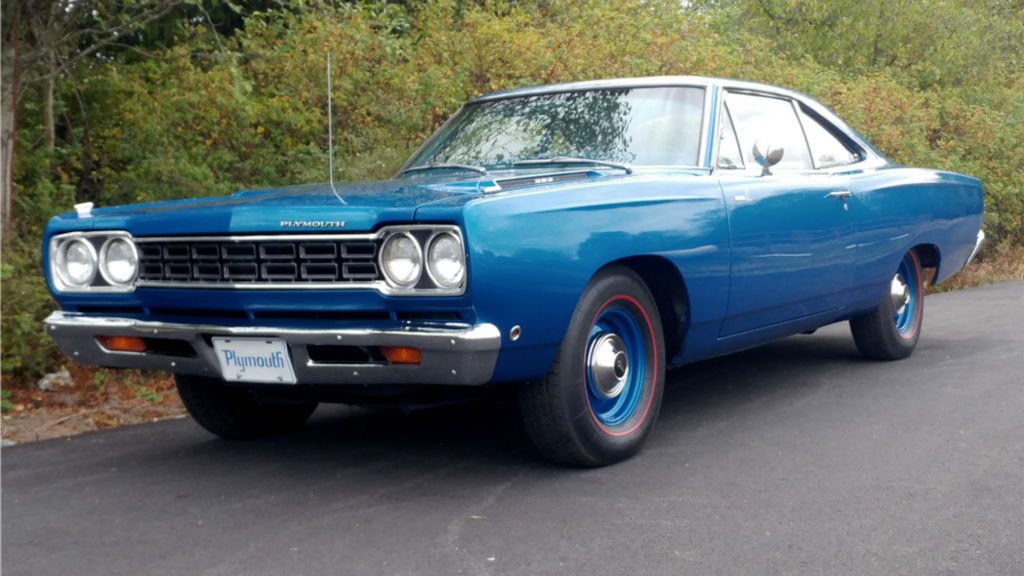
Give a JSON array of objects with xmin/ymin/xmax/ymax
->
[
  {"xmin": 48, "ymin": 167, "xmax": 692, "ymax": 236},
  {"xmin": 61, "ymin": 180, "xmax": 485, "ymax": 235}
]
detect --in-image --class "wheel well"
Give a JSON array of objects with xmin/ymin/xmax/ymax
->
[
  {"xmin": 605, "ymin": 256, "xmax": 689, "ymax": 361},
  {"xmin": 912, "ymin": 244, "xmax": 941, "ymax": 280}
]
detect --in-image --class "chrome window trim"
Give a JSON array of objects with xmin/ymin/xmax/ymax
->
[
  {"xmin": 712, "ymin": 98, "xmax": 746, "ymax": 172},
  {"xmin": 697, "ymin": 85, "xmax": 713, "ymax": 168},
  {"xmin": 406, "ymin": 83, "xmax": 710, "ymax": 173},
  {"xmin": 712, "ymin": 84, "xmax": 875, "ymax": 175},
  {"xmin": 793, "ymin": 105, "xmax": 865, "ymax": 170}
]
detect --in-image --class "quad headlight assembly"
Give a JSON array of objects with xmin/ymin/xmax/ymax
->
[
  {"xmin": 50, "ymin": 231, "xmax": 138, "ymax": 293},
  {"xmin": 49, "ymin": 225, "xmax": 466, "ymax": 296},
  {"xmin": 378, "ymin": 225, "xmax": 466, "ymax": 295}
]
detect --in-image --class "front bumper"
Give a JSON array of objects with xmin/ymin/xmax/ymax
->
[{"xmin": 44, "ymin": 311, "xmax": 501, "ymax": 386}]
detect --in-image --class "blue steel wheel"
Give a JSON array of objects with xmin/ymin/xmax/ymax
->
[
  {"xmin": 851, "ymin": 250, "xmax": 924, "ymax": 360},
  {"xmin": 519, "ymin": 266, "xmax": 666, "ymax": 467},
  {"xmin": 584, "ymin": 298, "xmax": 651, "ymax": 431},
  {"xmin": 891, "ymin": 256, "xmax": 921, "ymax": 338}
]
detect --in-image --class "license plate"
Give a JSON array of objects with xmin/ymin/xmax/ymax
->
[{"xmin": 212, "ymin": 337, "xmax": 297, "ymax": 384}]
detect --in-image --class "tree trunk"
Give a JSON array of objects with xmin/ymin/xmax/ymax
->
[
  {"xmin": 1, "ymin": 16, "xmax": 20, "ymax": 239},
  {"xmin": 43, "ymin": 58, "xmax": 56, "ymax": 152},
  {"xmin": 42, "ymin": 0, "xmax": 59, "ymax": 153}
]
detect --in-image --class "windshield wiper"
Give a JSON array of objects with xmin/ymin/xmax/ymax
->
[
  {"xmin": 400, "ymin": 163, "xmax": 489, "ymax": 177},
  {"xmin": 512, "ymin": 157, "xmax": 633, "ymax": 174}
]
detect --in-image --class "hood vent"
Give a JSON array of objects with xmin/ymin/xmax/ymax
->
[{"xmin": 496, "ymin": 171, "xmax": 592, "ymax": 191}]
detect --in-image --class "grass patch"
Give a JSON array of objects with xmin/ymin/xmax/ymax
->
[{"xmin": 932, "ymin": 244, "xmax": 1024, "ymax": 292}]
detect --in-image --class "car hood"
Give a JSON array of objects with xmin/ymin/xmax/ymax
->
[
  {"xmin": 54, "ymin": 180, "xmax": 487, "ymax": 236},
  {"xmin": 45, "ymin": 168, "xmax": 689, "ymax": 237}
]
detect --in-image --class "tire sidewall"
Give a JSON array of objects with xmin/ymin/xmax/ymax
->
[
  {"xmin": 559, "ymin": 268, "xmax": 666, "ymax": 464},
  {"xmin": 883, "ymin": 251, "xmax": 925, "ymax": 352}
]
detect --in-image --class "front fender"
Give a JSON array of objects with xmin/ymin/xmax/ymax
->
[{"xmin": 453, "ymin": 175, "xmax": 731, "ymax": 382}]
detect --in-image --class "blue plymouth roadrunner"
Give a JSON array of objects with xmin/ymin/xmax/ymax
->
[{"xmin": 43, "ymin": 77, "xmax": 984, "ymax": 465}]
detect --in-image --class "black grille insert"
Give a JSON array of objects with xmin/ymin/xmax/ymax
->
[{"xmin": 137, "ymin": 237, "xmax": 382, "ymax": 285}]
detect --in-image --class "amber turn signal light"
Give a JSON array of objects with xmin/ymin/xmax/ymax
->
[
  {"xmin": 380, "ymin": 346, "xmax": 421, "ymax": 365},
  {"xmin": 96, "ymin": 335, "xmax": 147, "ymax": 353}
]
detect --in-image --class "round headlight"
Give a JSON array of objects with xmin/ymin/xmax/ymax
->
[
  {"xmin": 426, "ymin": 232, "xmax": 465, "ymax": 289},
  {"xmin": 56, "ymin": 238, "xmax": 98, "ymax": 288},
  {"xmin": 99, "ymin": 237, "xmax": 139, "ymax": 285},
  {"xmin": 380, "ymin": 232, "xmax": 422, "ymax": 287}
]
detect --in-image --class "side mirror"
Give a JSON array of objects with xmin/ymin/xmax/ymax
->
[{"xmin": 752, "ymin": 140, "xmax": 784, "ymax": 176}]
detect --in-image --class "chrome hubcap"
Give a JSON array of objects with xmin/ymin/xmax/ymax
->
[
  {"xmin": 890, "ymin": 274, "xmax": 910, "ymax": 315},
  {"xmin": 587, "ymin": 333, "xmax": 629, "ymax": 399}
]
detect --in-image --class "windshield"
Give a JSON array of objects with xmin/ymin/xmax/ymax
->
[{"xmin": 403, "ymin": 86, "xmax": 706, "ymax": 172}]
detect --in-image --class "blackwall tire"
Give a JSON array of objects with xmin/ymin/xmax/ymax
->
[
  {"xmin": 519, "ymin": 266, "xmax": 666, "ymax": 466},
  {"xmin": 850, "ymin": 250, "xmax": 925, "ymax": 361},
  {"xmin": 175, "ymin": 374, "xmax": 317, "ymax": 439}
]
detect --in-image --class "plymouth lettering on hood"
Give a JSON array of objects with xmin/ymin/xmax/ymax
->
[{"xmin": 279, "ymin": 220, "xmax": 346, "ymax": 228}]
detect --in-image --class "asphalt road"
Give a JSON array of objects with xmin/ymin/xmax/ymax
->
[{"xmin": 3, "ymin": 282, "xmax": 1022, "ymax": 576}]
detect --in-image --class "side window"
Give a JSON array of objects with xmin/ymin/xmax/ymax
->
[
  {"xmin": 716, "ymin": 104, "xmax": 744, "ymax": 169},
  {"xmin": 725, "ymin": 92, "xmax": 812, "ymax": 171},
  {"xmin": 798, "ymin": 109, "xmax": 860, "ymax": 168}
]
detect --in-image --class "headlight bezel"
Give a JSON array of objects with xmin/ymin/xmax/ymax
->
[
  {"xmin": 55, "ymin": 237, "xmax": 98, "ymax": 289},
  {"xmin": 49, "ymin": 231, "xmax": 136, "ymax": 293},
  {"xmin": 425, "ymin": 231, "xmax": 466, "ymax": 290},
  {"xmin": 376, "ymin": 224, "xmax": 466, "ymax": 296},
  {"xmin": 98, "ymin": 236, "xmax": 140, "ymax": 287},
  {"xmin": 379, "ymin": 231, "xmax": 424, "ymax": 289}
]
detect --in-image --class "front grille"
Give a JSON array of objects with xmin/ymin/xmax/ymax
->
[{"xmin": 136, "ymin": 236, "xmax": 381, "ymax": 285}]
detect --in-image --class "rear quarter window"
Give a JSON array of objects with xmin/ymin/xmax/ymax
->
[{"xmin": 798, "ymin": 109, "xmax": 861, "ymax": 169}]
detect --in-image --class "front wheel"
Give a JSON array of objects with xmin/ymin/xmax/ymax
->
[
  {"xmin": 175, "ymin": 374, "xmax": 318, "ymax": 439},
  {"xmin": 519, "ymin": 266, "xmax": 666, "ymax": 466},
  {"xmin": 850, "ymin": 250, "xmax": 925, "ymax": 360}
]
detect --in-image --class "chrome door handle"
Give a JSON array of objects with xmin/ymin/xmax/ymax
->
[{"xmin": 826, "ymin": 190, "xmax": 852, "ymax": 201}]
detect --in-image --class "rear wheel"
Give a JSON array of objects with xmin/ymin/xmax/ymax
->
[
  {"xmin": 850, "ymin": 250, "xmax": 925, "ymax": 360},
  {"xmin": 519, "ymin": 266, "xmax": 666, "ymax": 466},
  {"xmin": 175, "ymin": 374, "xmax": 318, "ymax": 439}
]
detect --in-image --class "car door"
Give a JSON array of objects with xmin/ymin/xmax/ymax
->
[{"xmin": 715, "ymin": 90, "xmax": 857, "ymax": 338}]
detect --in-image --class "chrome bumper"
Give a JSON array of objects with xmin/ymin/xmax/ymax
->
[
  {"xmin": 44, "ymin": 311, "xmax": 501, "ymax": 386},
  {"xmin": 965, "ymin": 230, "xmax": 986, "ymax": 267}
]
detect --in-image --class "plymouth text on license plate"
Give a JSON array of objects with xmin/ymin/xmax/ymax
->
[{"xmin": 212, "ymin": 337, "xmax": 297, "ymax": 384}]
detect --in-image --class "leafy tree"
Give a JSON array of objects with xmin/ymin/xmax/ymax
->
[
  {"xmin": 1, "ymin": 0, "xmax": 1021, "ymax": 383},
  {"xmin": 1, "ymin": 0, "xmax": 185, "ymax": 237}
]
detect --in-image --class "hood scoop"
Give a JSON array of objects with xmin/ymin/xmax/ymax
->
[{"xmin": 495, "ymin": 170, "xmax": 594, "ymax": 191}]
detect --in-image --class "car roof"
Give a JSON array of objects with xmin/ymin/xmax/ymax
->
[{"xmin": 469, "ymin": 76, "xmax": 808, "ymax": 103}]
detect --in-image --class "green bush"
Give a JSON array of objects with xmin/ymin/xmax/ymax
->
[{"xmin": 3, "ymin": 0, "xmax": 1022, "ymax": 383}]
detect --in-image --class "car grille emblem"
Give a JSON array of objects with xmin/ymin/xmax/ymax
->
[{"xmin": 279, "ymin": 220, "xmax": 346, "ymax": 229}]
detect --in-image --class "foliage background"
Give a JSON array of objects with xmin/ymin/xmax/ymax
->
[{"xmin": 2, "ymin": 0, "xmax": 1023, "ymax": 384}]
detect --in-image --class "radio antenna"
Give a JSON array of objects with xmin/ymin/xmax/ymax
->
[{"xmin": 326, "ymin": 52, "xmax": 336, "ymax": 192}]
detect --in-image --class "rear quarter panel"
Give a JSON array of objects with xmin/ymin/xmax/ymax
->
[
  {"xmin": 421, "ymin": 174, "xmax": 731, "ymax": 382},
  {"xmin": 849, "ymin": 167, "xmax": 983, "ymax": 312}
]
